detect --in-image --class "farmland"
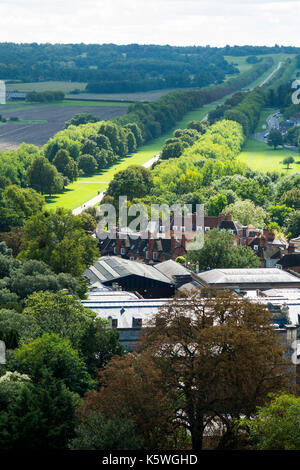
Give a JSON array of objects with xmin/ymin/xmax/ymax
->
[
  {"xmin": 0, "ymin": 101, "xmax": 128, "ymax": 151},
  {"xmin": 6, "ymin": 81, "xmax": 87, "ymax": 93}
]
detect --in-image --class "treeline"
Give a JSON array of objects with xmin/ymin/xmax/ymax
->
[
  {"xmin": 26, "ymin": 91, "xmax": 65, "ymax": 102},
  {"xmin": 208, "ymin": 59, "xmax": 297, "ymax": 135},
  {"xmin": 0, "ymin": 43, "xmax": 236, "ymax": 92}
]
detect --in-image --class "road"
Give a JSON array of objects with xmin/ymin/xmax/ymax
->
[{"xmin": 72, "ymin": 154, "xmax": 160, "ymax": 215}]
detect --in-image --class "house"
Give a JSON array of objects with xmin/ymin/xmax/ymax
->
[{"xmin": 84, "ymin": 256, "xmax": 175, "ymax": 298}]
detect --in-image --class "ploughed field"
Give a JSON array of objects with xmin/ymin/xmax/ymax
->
[{"xmin": 0, "ymin": 102, "xmax": 128, "ymax": 151}]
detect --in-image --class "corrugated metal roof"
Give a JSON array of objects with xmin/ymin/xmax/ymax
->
[
  {"xmin": 197, "ymin": 268, "xmax": 300, "ymax": 285},
  {"xmin": 84, "ymin": 256, "xmax": 173, "ymax": 285}
]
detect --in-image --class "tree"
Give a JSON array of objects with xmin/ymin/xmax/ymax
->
[
  {"xmin": 0, "ymin": 371, "xmax": 78, "ymax": 450},
  {"xmin": 281, "ymin": 189, "xmax": 300, "ymax": 209},
  {"xmin": 187, "ymin": 229, "xmax": 260, "ymax": 271},
  {"xmin": 240, "ymin": 394, "xmax": 300, "ymax": 450},
  {"xmin": 23, "ymin": 291, "xmax": 124, "ymax": 375},
  {"xmin": 69, "ymin": 412, "xmax": 143, "ymax": 450},
  {"xmin": 207, "ymin": 193, "xmax": 228, "ymax": 216},
  {"xmin": 27, "ymin": 156, "xmax": 64, "ymax": 195},
  {"xmin": 267, "ymin": 129, "xmax": 283, "ymax": 149},
  {"xmin": 19, "ymin": 208, "xmax": 99, "ymax": 277},
  {"xmin": 81, "ymin": 291, "xmax": 289, "ymax": 450},
  {"xmin": 284, "ymin": 211, "xmax": 300, "ymax": 239},
  {"xmin": 11, "ymin": 333, "xmax": 93, "ymax": 395},
  {"xmin": 78, "ymin": 154, "xmax": 98, "ymax": 175},
  {"xmin": 78, "ymin": 353, "xmax": 177, "ymax": 449},
  {"xmin": 107, "ymin": 165, "xmax": 153, "ymax": 202},
  {"xmin": 53, "ymin": 149, "xmax": 78, "ymax": 182},
  {"xmin": 283, "ymin": 155, "xmax": 295, "ymax": 169},
  {"xmin": 225, "ymin": 199, "xmax": 267, "ymax": 228},
  {"xmin": 268, "ymin": 204, "xmax": 293, "ymax": 227}
]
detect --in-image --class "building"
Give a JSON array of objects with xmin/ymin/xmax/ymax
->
[
  {"xmin": 84, "ymin": 256, "xmax": 175, "ymax": 298},
  {"xmin": 194, "ymin": 268, "xmax": 300, "ymax": 291}
]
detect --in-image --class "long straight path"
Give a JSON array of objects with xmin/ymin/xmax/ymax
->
[{"xmin": 72, "ymin": 154, "xmax": 160, "ymax": 215}]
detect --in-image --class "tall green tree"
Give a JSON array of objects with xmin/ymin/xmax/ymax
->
[
  {"xmin": 19, "ymin": 208, "xmax": 99, "ymax": 276},
  {"xmin": 187, "ymin": 229, "xmax": 260, "ymax": 271}
]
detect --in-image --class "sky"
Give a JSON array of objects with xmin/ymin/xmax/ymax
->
[{"xmin": 0, "ymin": 0, "xmax": 299, "ymax": 47}]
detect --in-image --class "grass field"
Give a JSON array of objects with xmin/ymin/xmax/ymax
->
[
  {"xmin": 6, "ymin": 81, "xmax": 87, "ymax": 93},
  {"xmin": 238, "ymin": 138, "xmax": 300, "ymax": 173},
  {"xmin": 45, "ymin": 105, "xmax": 215, "ymax": 211}
]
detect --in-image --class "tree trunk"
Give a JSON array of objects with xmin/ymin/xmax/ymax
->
[{"xmin": 191, "ymin": 419, "xmax": 204, "ymax": 450}]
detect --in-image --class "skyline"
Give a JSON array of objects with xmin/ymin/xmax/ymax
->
[{"xmin": 0, "ymin": 0, "xmax": 299, "ymax": 47}]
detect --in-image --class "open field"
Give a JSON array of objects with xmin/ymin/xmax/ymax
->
[
  {"xmin": 64, "ymin": 88, "xmax": 192, "ymax": 103},
  {"xmin": 45, "ymin": 105, "xmax": 214, "ymax": 211},
  {"xmin": 238, "ymin": 138, "xmax": 300, "ymax": 173},
  {"xmin": 6, "ymin": 81, "xmax": 87, "ymax": 93},
  {"xmin": 0, "ymin": 101, "xmax": 127, "ymax": 151}
]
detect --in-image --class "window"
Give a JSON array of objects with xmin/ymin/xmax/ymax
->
[
  {"xmin": 145, "ymin": 251, "xmax": 149, "ymax": 259},
  {"xmin": 130, "ymin": 256, "xmax": 135, "ymax": 261},
  {"xmin": 113, "ymin": 247, "xmax": 117, "ymax": 254},
  {"xmin": 181, "ymin": 226, "xmax": 185, "ymax": 232},
  {"xmin": 196, "ymin": 226, "xmax": 203, "ymax": 231},
  {"xmin": 173, "ymin": 225, "xmax": 178, "ymax": 231},
  {"xmin": 253, "ymin": 245, "xmax": 259, "ymax": 251},
  {"xmin": 205, "ymin": 227, "xmax": 210, "ymax": 232},
  {"xmin": 153, "ymin": 252, "xmax": 158, "ymax": 260},
  {"xmin": 111, "ymin": 319, "xmax": 118, "ymax": 328},
  {"xmin": 133, "ymin": 318, "xmax": 142, "ymax": 328},
  {"xmin": 120, "ymin": 248, "xmax": 126, "ymax": 255}
]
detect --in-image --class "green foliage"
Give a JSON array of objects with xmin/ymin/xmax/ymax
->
[
  {"xmin": 23, "ymin": 291, "xmax": 124, "ymax": 375},
  {"xmin": 26, "ymin": 91, "xmax": 65, "ymax": 102},
  {"xmin": 0, "ymin": 371, "xmax": 78, "ymax": 450},
  {"xmin": 27, "ymin": 156, "xmax": 64, "ymax": 195},
  {"xmin": 267, "ymin": 129, "xmax": 283, "ymax": 149},
  {"xmin": 268, "ymin": 204, "xmax": 293, "ymax": 227},
  {"xmin": 241, "ymin": 394, "xmax": 300, "ymax": 450},
  {"xmin": 187, "ymin": 229, "xmax": 260, "ymax": 270},
  {"xmin": 19, "ymin": 208, "xmax": 99, "ymax": 276},
  {"xmin": 284, "ymin": 211, "xmax": 300, "ymax": 239},
  {"xmin": 225, "ymin": 199, "xmax": 267, "ymax": 228},
  {"xmin": 69, "ymin": 412, "xmax": 143, "ymax": 450},
  {"xmin": 107, "ymin": 165, "xmax": 153, "ymax": 202},
  {"xmin": 78, "ymin": 154, "xmax": 98, "ymax": 175},
  {"xmin": 12, "ymin": 333, "xmax": 93, "ymax": 395}
]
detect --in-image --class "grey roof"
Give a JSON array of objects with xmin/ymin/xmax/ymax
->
[
  {"xmin": 154, "ymin": 260, "xmax": 191, "ymax": 279},
  {"xmin": 84, "ymin": 256, "xmax": 173, "ymax": 285},
  {"xmin": 82, "ymin": 296, "xmax": 167, "ymax": 328},
  {"xmin": 197, "ymin": 268, "xmax": 300, "ymax": 286}
]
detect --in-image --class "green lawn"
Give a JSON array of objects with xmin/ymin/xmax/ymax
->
[
  {"xmin": 238, "ymin": 138, "xmax": 300, "ymax": 173},
  {"xmin": 6, "ymin": 81, "xmax": 87, "ymax": 93}
]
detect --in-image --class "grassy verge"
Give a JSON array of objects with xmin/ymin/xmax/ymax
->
[{"xmin": 238, "ymin": 138, "xmax": 300, "ymax": 173}]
